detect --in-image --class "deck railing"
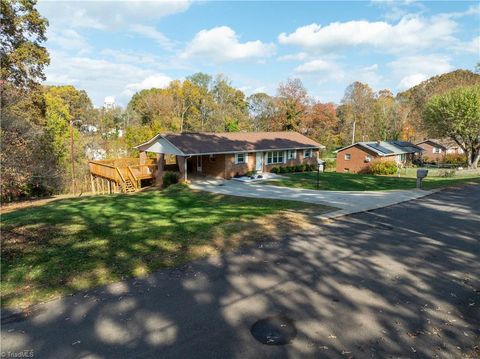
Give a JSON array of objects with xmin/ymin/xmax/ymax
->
[{"xmin": 89, "ymin": 158, "xmax": 157, "ymax": 192}]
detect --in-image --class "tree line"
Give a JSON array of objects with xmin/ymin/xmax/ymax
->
[{"xmin": 1, "ymin": 0, "xmax": 479, "ymax": 202}]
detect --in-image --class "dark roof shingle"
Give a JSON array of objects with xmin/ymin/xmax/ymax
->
[{"xmin": 162, "ymin": 131, "xmax": 324, "ymax": 154}]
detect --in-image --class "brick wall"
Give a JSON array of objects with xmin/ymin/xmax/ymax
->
[
  {"xmin": 417, "ymin": 142, "xmax": 445, "ymax": 161},
  {"xmin": 188, "ymin": 149, "xmax": 321, "ymax": 179},
  {"xmin": 224, "ymin": 153, "xmax": 256, "ymax": 178},
  {"xmin": 336, "ymin": 145, "xmax": 393, "ymax": 173},
  {"xmin": 263, "ymin": 149, "xmax": 318, "ymax": 171}
]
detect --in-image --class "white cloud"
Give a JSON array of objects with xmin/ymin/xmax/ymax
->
[
  {"xmin": 278, "ymin": 15, "xmax": 457, "ymax": 54},
  {"xmin": 48, "ymin": 29, "xmax": 91, "ymax": 54},
  {"xmin": 388, "ymin": 55, "xmax": 452, "ymax": 89},
  {"xmin": 277, "ymin": 52, "xmax": 309, "ymax": 61},
  {"xmin": 130, "ymin": 24, "xmax": 174, "ymax": 50},
  {"xmin": 124, "ymin": 74, "xmax": 173, "ymax": 96},
  {"xmin": 181, "ymin": 26, "xmax": 275, "ymax": 62},
  {"xmin": 69, "ymin": 8, "xmax": 107, "ymax": 30},
  {"xmin": 44, "ymin": 50, "xmax": 174, "ymax": 106},
  {"xmin": 399, "ymin": 73, "xmax": 428, "ymax": 89},
  {"xmin": 295, "ymin": 59, "xmax": 341, "ymax": 73},
  {"xmin": 100, "ymin": 49, "xmax": 157, "ymax": 64},
  {"xmin": 38, "ymin": 0, "xmax": 192, "ymax": 31},
  {"xmin": 452, "ymin": 36, "xmax": 480, "ymax": 54}
]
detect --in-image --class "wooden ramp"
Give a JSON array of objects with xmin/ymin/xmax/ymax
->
[{"xmin": 88, "ymin": 158, "xmax": 157, "ymax": 193}]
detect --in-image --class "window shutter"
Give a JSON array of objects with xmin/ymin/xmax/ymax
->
[{"xmin": 245, "ymin": 152, "xmax": 248, "ymax": 163}]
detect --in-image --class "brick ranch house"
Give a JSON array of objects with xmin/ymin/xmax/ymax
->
[
  {"xmin": 335, "ymin": 141, "xmax": 423, "ymax": 174},
  {"xmin": 415, "ymin": 139, "xmax": 465, "ymax": 162},
  {"xmin": 135, "ymin": 131, "xmax": 324, "ymax": 185}
]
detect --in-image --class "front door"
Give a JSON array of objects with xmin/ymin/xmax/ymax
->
[{"xmin": 256, "ymin": 152, "xmax": 263, "ymax": 172}]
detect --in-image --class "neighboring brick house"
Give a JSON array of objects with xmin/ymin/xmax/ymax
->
[
  {"xmin": 415, "ymin": 139, "xmax": 465, "ymax": 162},
  {"xmin": 135, "ymin": 131, "xmax": 324, "ymax": 183},
  {"xmin": 335, "ymin": 141, "xmax": 423, "ymax": 174}
]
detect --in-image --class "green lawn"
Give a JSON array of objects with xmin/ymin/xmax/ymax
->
[
  {"xmin": 262, "ymin": 171, "xmax": 480, "ymax": 191},
  {"xmin": 1, "ymin": 185, "xmax": 333, "ymax": 310}
]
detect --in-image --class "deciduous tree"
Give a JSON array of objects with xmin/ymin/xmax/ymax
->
[
  {"xmin": 1, "ymin": 0, "xmax": 50, "ymax": 88},
  {"xmin": 423, "ymin": 85, "xmax": 480, "ymax": 168}
]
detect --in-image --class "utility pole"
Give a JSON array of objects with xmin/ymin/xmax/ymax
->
[
  {"xmin": 351, "ymin": 121, "xmax": 356, "ymax": 144},
  {"xmin": 70, "ymin": 120, "xmax": 76, "ymax": 195},
  {"xmin": 69, "ymin": 119, "xmax": 82, "ymax": 195}
]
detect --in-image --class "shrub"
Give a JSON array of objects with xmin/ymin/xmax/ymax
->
[
  {"xmin": 305, "ymin": 164, "xmax": 316, "ymax": 171},
  {"xmin": 246, "ymin": 170, "xmax": 254, "ymax": 177},
  {"xmin": 295, "ymin": 164, "xmax": 305, "ymax": 172},
  {"xmin": 270, "ymin": 167, "xmax": 279, "ymax": 174},
  {"xmin": 443, "ymin": 153, "xmax": 467, "ymax": 166},
  {"xmin": 324, "ymin": 158, "xmax": 336, "ymax": 171},
  {"xmin": 439, "ymin": 169, "xmax": 456, "ymax": 177},
  {"xmin": 368, "ymin": 160, "xmax": 397, "ymax": 175},
  {"xmin": 279, "ymin": 166, "xmax": 287, "ymax": 173},
  {"xmin": 163, "ymin": 171, "xmax": 179, "ymax": 188},
  {"xmin": 286, "ymin": 166, "xmax": 295, "ymax": 173}
]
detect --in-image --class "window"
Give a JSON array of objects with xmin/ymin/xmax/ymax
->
[
  {"xmin": 287, "ymin": 150, "xmax": 296, "ymax": 160},
  {"xmin": 344, "ymin": 153, "xmax": 351, "ymax": 160},
  {"xmin": 209, "ymin": 154, "xmax": 216, "ymax": 162},
  {"xmin": 365, "ymin": 155, "xmax": 372, "ymax": 162},
  {"xmin": 433, "ymin": 147, "xmax": 441, "ymax": 154},
  {"xmin": 304, "ymin": 149, "xmax": 312, "ymax": 158},
  {"xmin": 235, "ymin": 152, "xmax": 246, "ymax": 164},
  {"xmin": 266, "ymin": 151, "xmax": 284, "ymax": 164}
]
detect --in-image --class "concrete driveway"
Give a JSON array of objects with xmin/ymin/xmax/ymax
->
[
  {"xmin": 2, "ymin": 185, "xmax": 479, "ymax": 359},
  {"xmin": 190, "ymin": 179, "xmax": 436, "ymax": 217}
]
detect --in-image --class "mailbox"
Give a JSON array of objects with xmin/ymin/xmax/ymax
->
[
  {"xmin": 416, "ymin": 169, "xmax": 428, "ymax": 189},
  {"xmin": 417, "ymin": 169, "xmax": 428, "ymax": 178}
]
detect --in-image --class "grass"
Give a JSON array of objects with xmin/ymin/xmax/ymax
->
[
  {"xmin": 0, "ymin": 184, "xmax": 333, "ymax": 310},
  {"xmin": 262, "ymin": 170, "xmax": 480, "ymax": 191}
]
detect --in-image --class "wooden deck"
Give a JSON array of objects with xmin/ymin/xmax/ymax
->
[{"xmin": 88, "ymin": 157, "xmax": 157, "ymax": 193}]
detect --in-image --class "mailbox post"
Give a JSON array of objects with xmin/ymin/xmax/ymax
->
[
  {"xmin": 416, "ymin": 169, "xmax": 428, "ymax": 189},
  {"xmin": 316, "ymin": 159, "xmax": 325, "ymax": 190}
]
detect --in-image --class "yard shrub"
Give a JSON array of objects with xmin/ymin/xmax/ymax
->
[
  {"xmin": 368, "ymin": 160, "xmax": 398, "ymax": 175},
  {"xmin": 279, "ymin": 166, "xmax": 287, "ymax": 173},
  {"xmin": 305, "ymin": 164, "xmax": 316, "ymax": 171},
  {"xmin": 443, "ymin": 154, "xmax": 467, "ymax": 166},
  {"xmin": 438, "ymin": 169, "xmax": 456, "ymax": 177},
  {"xmin": 295, "ymin": 164, "xmax": 305, "ymax": 172},
  {"xmin": 286, "ymin": 166, "xmax": 295, "ymax": 173},
  {"xmin": 163, "ymin": 171, "xmax": 179, "ymax": 188},
  {"xmin": 270, "ymin": 167, "xmax": 279, "ymax": 174},
  {"xmin": 324, "ymin": 158, "xmax": 336, "ymax": 171}
]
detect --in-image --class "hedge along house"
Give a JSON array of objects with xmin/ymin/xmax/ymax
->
[
  {"xmin": 135, "ymin": 131, "xmax": 324, "ymax": 186},
  {"xmin": 335, "ymin": 141, "xmax": 423, "ymax": 174}
]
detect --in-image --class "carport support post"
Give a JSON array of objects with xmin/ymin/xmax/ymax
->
[
  {"xmin": 139, "ymin": 151, "xmax": 147, "ymax": 165},
  {"xmin": 155, "ymin": 153, "xmax": 165, "ymax": 188},
  {"xmin": 177, "ymin": 156, "xmax": 187, "ymax": 182}
]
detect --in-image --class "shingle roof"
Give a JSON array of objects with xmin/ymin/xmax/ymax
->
[
  {"xmin": 160, "ymin": 131, "xmax": 324, "ymax": 155},
  {"xmin": 336, "ymin": 141, "xmax": 423, "ymax": 156},
  {"xmin": 416, "ymin": 139, "xmax": 460, "ymax": 150}
]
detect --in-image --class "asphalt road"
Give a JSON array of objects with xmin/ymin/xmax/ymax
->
[{"xmin": 2, "ymin": 185, "xmax": 479, "ymax": 359}]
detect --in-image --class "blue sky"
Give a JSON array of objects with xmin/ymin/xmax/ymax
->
[{"xmin": 38, "ymin": 0, "xmax": 479, "ymax": 107}]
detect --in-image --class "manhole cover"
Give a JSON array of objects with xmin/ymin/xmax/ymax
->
[{"xmin": 250, "ymin": 315, "xmax": 297, "ymax": 345}]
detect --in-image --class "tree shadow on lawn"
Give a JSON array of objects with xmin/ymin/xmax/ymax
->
[
  {"xmin": 1, "ymin": 185, "xmax": 479, "ymax": 358},
  {"xmin": 1, "ymin": 187, "xmax": 331, "ymax": 309}
]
